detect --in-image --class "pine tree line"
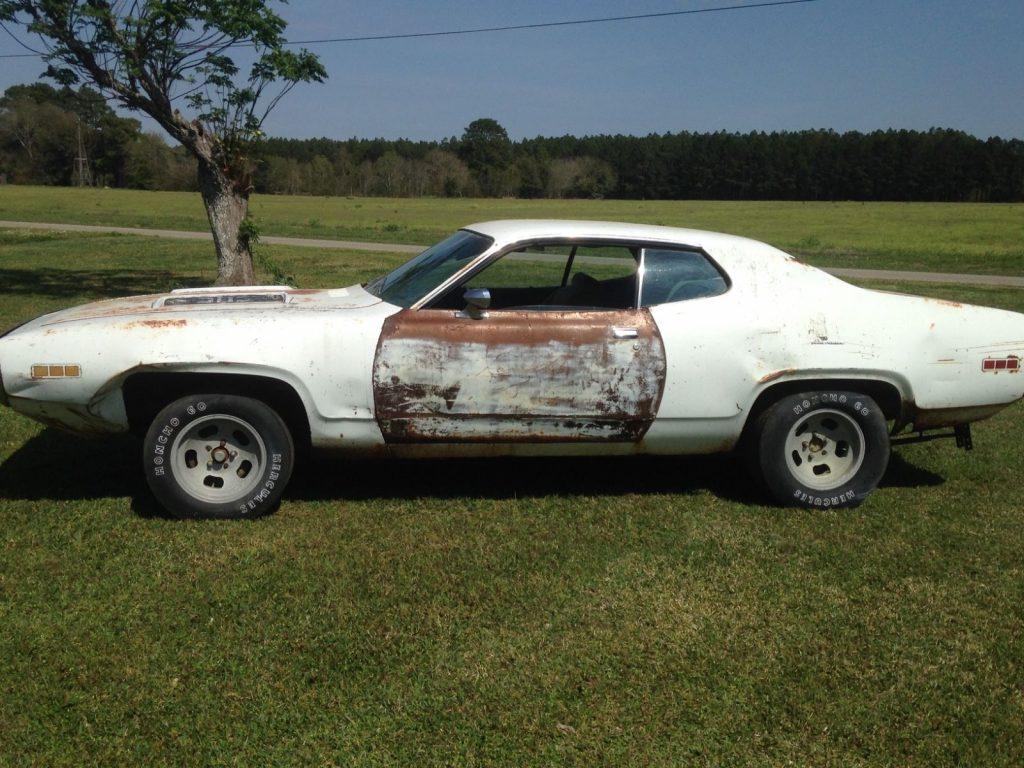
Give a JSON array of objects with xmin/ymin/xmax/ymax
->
[{"xmin": 2, "ymin": 88, "xmax": 1021, "ymax": 202}]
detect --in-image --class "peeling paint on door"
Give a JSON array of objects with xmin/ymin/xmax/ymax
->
[{"xmin": 373, "ymin": 309, "xmax": 666, "ymax": 443}]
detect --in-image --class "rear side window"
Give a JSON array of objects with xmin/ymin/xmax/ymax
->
[{"xmin": 640, "ymin": 248, "xmax": 728, "ymax": 306}]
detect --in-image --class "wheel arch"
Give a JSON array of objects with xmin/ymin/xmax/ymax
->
[
  {"xmin": 121, "ymin": 370, "xmax": 312, "ymax": 450},
  {"xmin": 740, "ymin": 375, "xmax": 908, "ymax": 446}
]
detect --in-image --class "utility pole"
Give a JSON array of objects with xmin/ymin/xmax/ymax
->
[{"xmin": 74, "ymin": 117, "xmax": 92, "ymax": 187}]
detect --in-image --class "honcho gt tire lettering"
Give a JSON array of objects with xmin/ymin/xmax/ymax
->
[
  {"xmin": 748, "ymin": 390, "xmax": 890, "ymax": 509},
  {"xmin": 143, "ymin": 394, "xmax": 294, "ymax": 519}
]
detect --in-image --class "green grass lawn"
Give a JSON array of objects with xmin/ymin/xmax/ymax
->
[
  {"xmin": 2, "ymin": 230, "xmax": 1024, "ymax": 766},
  {"xmin": 1, "ymin": 184, "xmax": 1023, "ymax": 275}
]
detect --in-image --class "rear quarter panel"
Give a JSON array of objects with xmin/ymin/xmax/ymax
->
[{"xmin": 644, "ymin": 249, "xmax": 1024, "ymax": 452}]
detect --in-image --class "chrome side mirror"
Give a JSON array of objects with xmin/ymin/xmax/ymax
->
[{"xmin": 463, "ymin": 287, "xmax": 491, "ymax": 311}]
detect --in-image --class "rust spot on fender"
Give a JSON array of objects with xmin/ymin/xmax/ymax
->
[
  {"xmin": 124, "ymin": 318, "xmax": 188, "ymax": 329},
  {"xmin": 758, "ymin": 368, "xmax": 796, "ymax": 385},
  {"xmin": 372, "ymin": 308, "xmax": 666, "ymax": 443},
  {"xmin": 922, "ymin": 297, "xmax": 963, "ymax": 309}
]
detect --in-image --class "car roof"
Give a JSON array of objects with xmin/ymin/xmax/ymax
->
[{"xmin": 463, "ymin": 219, "xmax": 781, "ymax": 258}]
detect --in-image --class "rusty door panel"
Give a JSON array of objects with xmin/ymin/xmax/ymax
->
[{"xmin": 373, "ymin": 309, "xmax": 666, "ymax": 443}]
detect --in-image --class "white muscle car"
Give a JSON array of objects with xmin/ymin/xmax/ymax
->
[{"xmin": 2, "ymin": 220, "xmax": 1022, "ymax": 518}]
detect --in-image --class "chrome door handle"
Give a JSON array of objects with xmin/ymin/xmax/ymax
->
[{"xmin": 612, "ymin": 327, "xmax": 639, "ymax": 339}]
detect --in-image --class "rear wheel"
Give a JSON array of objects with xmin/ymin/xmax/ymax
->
[
  {"xmin": 748, "ymin": 390, "xmax": 890, "ymax": 508},
  {"xmin": 143, "ymin": 394, "xmax": 294, "ymax": 519}
]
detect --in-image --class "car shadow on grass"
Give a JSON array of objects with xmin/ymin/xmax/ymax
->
[{"xmin": 0, "ymin": 429, "xmax": 943, "ymax": 514}]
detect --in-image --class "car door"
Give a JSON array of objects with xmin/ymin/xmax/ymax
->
[{"xmin": 372, "ymin": 242, "xmax": 667, "ymax": 444}]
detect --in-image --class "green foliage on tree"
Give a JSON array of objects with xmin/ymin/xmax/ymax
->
[
  {"xmin": 2, "ymin": 102, "xmax": 1023, "ymax": 203},
  {"xmin": 0, "ymin": 82, "xmax": 140, "ymax": 186},
  {"xmin": 459, "ymin": 118, "xmax": 514, "ymax": 196},
  {"xmin": 0, "ymin": 1, "xmax": 325, "ymax": 284}
]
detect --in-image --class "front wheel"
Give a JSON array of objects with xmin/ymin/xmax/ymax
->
[
  {"xmin": 143, "ymin": 394, "xmax": 295, "ymax": 519},
  {"xmin": 747, "ymin": 390, "xmax": 890, "ymax": 509}
]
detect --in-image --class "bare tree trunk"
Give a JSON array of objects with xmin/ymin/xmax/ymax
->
[{"xmin": 198, "ymin": 157, "xmax": 256, "ymax": 286}]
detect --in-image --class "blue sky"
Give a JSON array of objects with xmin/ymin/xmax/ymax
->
[{"xmin": 1, "ymin": 0, "xmax": 1022, "ymax": 140}]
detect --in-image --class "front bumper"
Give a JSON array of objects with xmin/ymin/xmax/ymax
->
[{"xmin": 1, "ymin": 318, "xmax": 35, "ymax": 408}]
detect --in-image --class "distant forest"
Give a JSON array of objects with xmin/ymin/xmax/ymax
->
[{"xmin": 2, "ymin": 83, "xmax": 1022, "ymax": 202}]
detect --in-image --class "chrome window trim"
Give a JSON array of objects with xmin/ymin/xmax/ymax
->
[
  {"xmin": 409, "ymin": 230, "xmax": 504, "ymax": 310},
  {"xmin": 413, "ymin": 233, "xmax": 716, "ymax": 312},
  {"xmin": 637, "ymin": 246, "xmax": 732, "ymax": 308},
  {"xmin": 637, "ymin": 248, "xmax": 647, "ymax": 309}
]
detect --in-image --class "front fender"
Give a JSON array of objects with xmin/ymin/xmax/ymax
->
[{"xmin": 90, "ymin": 361, "xmax": 323, "ymax": 428}]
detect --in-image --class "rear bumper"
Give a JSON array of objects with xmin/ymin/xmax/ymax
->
[{"xmin": 912, "ymin": 401, "xmax": 1015, "ymax": 430}]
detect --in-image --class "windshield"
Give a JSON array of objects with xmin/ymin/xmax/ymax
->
[{"xmin": 366, "ymin": 230, "xmax": 494, "ymax": 308}]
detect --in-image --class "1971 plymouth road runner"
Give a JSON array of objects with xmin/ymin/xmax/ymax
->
[{"xmin": 2, "ymin": 220, "xmax": 1023, "ymax": 518}]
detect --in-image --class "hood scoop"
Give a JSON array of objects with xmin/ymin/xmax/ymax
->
[
  {"xmin": 162, "ymin": 293, "xmax": 288, "ymax": 307},
  {"xmin": 153, "ymin": 285, "xmax": 293, "ymax": 308}
]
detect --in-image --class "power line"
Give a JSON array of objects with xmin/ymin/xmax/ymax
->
[
  {"xmin": 266, "ymin": 0, "xmax": 824, "ymax": 47},
  {"xmin": 0, "ymin": 0, "xmax": 824, "ymax": 59},
  {"xmin": 0, "ymin": 20, "xmax": 43, "ymax": 56}
]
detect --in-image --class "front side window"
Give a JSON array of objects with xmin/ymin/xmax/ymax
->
[
  {"xmin": 431, "ymin": 243, "xmax": 639, "ymax": 311},
  {"xmin": 365, "ymin": 230, "xmax": 493, "ymax": 308},
  {"xmin": 640, "ymin": 248, "xmax": 728, "ymax": 306}
]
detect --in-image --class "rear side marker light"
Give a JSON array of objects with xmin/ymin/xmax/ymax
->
[{"xmin": 982, "ymin": 356, "xmax": 1020, "ymax": 373}]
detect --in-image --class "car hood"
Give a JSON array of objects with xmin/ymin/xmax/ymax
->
[{"xmin": 5, "ymin": 283, "xmax": 384, "ymax": 336}]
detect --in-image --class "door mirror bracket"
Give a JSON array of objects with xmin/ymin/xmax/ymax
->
[{"xmin": 458, "ymin": 287, "xmax": 491, "ymax": 318}]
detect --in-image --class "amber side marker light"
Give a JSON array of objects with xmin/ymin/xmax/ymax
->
[{"xmin": 31, "ymin": 364, "xmax": 81, "ymax": 379}]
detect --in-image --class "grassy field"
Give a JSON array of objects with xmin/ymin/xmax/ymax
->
[
  {"xmin": 2, "ymin": 229, "xmax": 1024, "ymax": 765},
  {"xmin": 1, "ymin": 184, "xmax": 1023, "ymax": 275}
]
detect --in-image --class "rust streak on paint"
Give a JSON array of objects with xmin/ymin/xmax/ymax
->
[
  {"xmin": 758, "ymin": 368, "xmax": 796, "ymax": 385},
  {"xmin": 922, "ymin": 297, "xmax": 963, "ymax": 309},
  {"xmin": 44, "ymin": 305, "xmax": 176, "ymax": 325},
  {"xmin": 382, "ymin": 309, "xmax": 631, "ymax": 346},
  {"xmin": 372, "ymin": 308, "xmax": 666, "ymax": 443},
  {"xmin": 129, "ymin": 318, "xmax": 188, "ymax": 329},
  {"xmin": 380, "ymin": 417, "xmax": 652, "ymax": 444}
]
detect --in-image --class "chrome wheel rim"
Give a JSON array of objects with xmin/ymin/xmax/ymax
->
[
  {"xmin": 785, "ymin": 409, "xmax": 865, "ymax": 491},
  {"xmin": 170, "ymin": 414, "xmax": 266, "ymax": 504}
]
